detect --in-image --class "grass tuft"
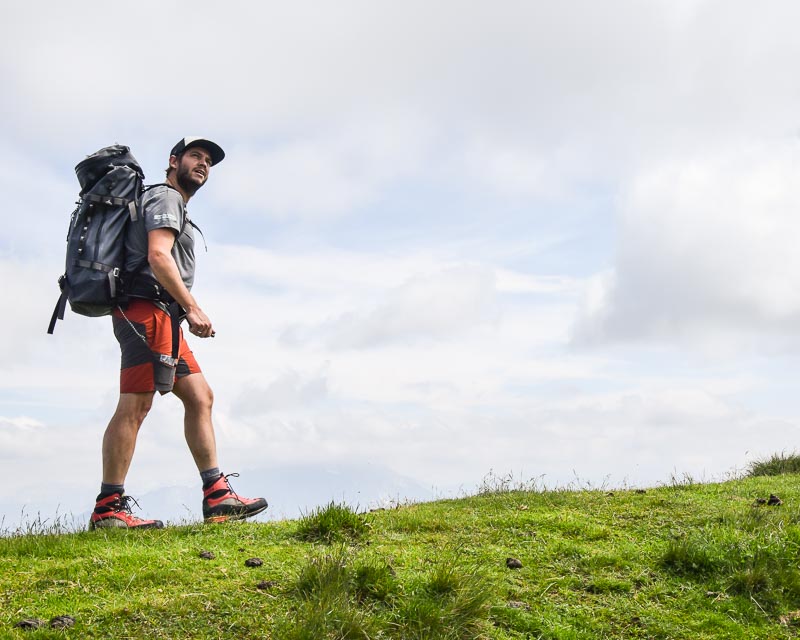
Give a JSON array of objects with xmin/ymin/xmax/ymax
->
[
  {"xmin": 294, "ymin": 550, "xmax": 396, "ymax": 604},
  {"xmin": 353, "ymin": 558, "xmax": 397, "ymax": 603},
  {"xmin": 285, "ymin": 550, "xmax": 491, "ymax": 639},
  {"xmin": 0, "ymin": 509, "xmax": 83, "ymax": 538},
  {"xmin": 660, "ymin": 536, "xmax": 720, "ymax": 576},
  {"xmin": 664, "ymin": 471, "xmax": 696, "ymax": 489},
  {"xmin": 658, "ymin": 508, "xmax": 800, "ymax": 614},
  {"xmin": 295, "ymin": 501, "xmax": 369, "ymax": 544},
  {"xmin": 295, "ymin": 549, "xmax": 351, "ymax": 600},
  {"xmin": 273, "ymin": 600, "xmax": 377, "ymax": 640},
  {"xmin": 747, "ymin": 451, "xmax": 800, "ymax": 477},
  {"xmin": 277, "ymin": 549, "xmax": 385, "ymax": 640},
  {"xmin": 393, "ymin": 560, "xmax": 493, "ymax": 639},
  {"xmin": 729, "ymin": 565, "xmax": 771, "ymax": 596},
  {"xmin": 476, "ymin": 469, "xmax": 542, "ymax": 495}
]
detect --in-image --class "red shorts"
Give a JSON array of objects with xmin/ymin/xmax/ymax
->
[{"xmin": 112, "ymin": 299, "xmax": 201, "ymax": 394}]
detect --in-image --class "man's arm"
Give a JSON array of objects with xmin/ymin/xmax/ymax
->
[{"xmin": 148, "ymin": 228, "xmax": 214, "ymax": 338}]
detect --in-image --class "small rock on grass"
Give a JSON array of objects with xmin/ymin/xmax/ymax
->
[
  {"xmin": 50, "ymin": 616, "xmax": 75, "ymax": 629},
  {"xmin": 245, "ymin": 557, "xmax": 264, "ymax": 567},
  {"xmin": 199, "ymin": 550, "xmax": 216, "ymax": 560},
  {"xmin": 754, "ymin": 494, "xmax": 784, "ymax": 507},
  {"xmin": 506, "ymin": 557, "xmax": 523, "ymax": 569},
  {"xmin": 507, "ymin": 601, "xmax": 531, "ymax": 610},
  {"xmin": 257, "ymin": 580, "xmax": 276, "ymax": 590},
  {"xmin": 15, "ymin": 619, "xmax": 46, "ymax": 630}
]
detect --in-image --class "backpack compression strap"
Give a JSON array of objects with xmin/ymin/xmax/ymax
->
[
  {"xmin": 47, "ymin": 278, "xmax": 70, "ymax": 335},
  {"xmin": 84, "ymin": 193, "xmax": 138, "ymax": 220}
]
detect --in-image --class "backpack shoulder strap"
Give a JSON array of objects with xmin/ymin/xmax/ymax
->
[
  {"xmin": 186, "ymin": 217, "xmax": 208, "ymax": 252},
  {"xmin": 141, "ymin": 183, "xmax": 208, "ymax": 251}
]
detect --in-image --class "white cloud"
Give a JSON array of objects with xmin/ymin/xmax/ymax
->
[
  {"xmin": 495, "ymin": 269, "xmax": 580, "ymax": 295},
  {"xmin": 0, "ymin": 417, "xmax": 62, "ymax": 477},
  {"xmin": 209, "ymin": 244, "xmax": 442, "ymax": 294},
  {"xmin": 313, "ymin": 265, "xmax": 500, "ymax": 349},
  {"xmin": 233, "ymin": 369, "xmax": 329, "ymax": 416},
  {"xmin": 203, "ymin": 378, "xmax": 797, "ymax": 493},
  {"xmin": 4, "ymin": 2, "xmax": 798, "ymax": 158},
  {"xmin": 573, "ymin": 139, "xmax": 800, "ymax": 348},
  {"xmin": 212, "ymin": 115, "xmax": 431, "ymax": 219},
  {"xmin": 192, "ymin": 244, "xmax": 584, "ymax": 408}
]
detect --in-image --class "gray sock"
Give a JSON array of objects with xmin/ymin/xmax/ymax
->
[
  {"xmin": 200, "ymin": 467, "xmax": 221, "ymax": 487},
  {"xmin": 99, "ymin": 483, "xmax": 125, "ymax": 497}
]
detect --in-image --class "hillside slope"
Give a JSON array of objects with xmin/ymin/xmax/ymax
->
[{"xmin": 2, "ymin": 474, "xmax": 800, "ymax": 638}]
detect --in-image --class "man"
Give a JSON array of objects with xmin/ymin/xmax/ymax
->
[{"xmin": 90, "ymin": 137, "xmax": 267, "ymax": 529}]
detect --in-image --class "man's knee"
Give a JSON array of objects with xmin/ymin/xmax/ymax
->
[
  {"xmin": 186, "ymin": 387, "xmax": 213, "ymax": 415},
  {"xmin": 114, "ymin": 392, "xmax": 154, "ymax": 426},
  {"xmin": 194, "ymin": 384, "xmax": 214, "ymax": 414},
  {"xmin": 175, "ymin": 375, "xmax": 214, "ymax": 414}
]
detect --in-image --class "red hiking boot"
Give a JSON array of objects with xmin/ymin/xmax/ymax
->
[
  {"xmin": 89, "ymin": 493, "xmax": 164, "ymax": 530},
  {"xmin": 203, "ymin": 473, "xmax": 268, "ymax": 523}
]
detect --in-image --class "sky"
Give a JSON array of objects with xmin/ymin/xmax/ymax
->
[{"xmin": 3, "ymin": 0, "xmax": 800, "ymax": 529}]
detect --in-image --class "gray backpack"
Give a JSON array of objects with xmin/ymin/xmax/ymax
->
[{"xmin": 48, "ymin": 145, "xmax": 145, "ymax": 333}]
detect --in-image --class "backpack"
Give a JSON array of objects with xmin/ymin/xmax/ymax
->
[{"xmin": 47, "ymin": 145, "xmax": 145, "ymax": 334}]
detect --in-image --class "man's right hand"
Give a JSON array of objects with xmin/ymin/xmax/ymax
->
[{"xmin": 186, "ymin": 307, "xmax": 215, "ymax": 338}]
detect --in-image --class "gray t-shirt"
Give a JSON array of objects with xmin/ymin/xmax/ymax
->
[{"xmin": 125, "ymin": 184, "xmax": 195, "ymax": 291}]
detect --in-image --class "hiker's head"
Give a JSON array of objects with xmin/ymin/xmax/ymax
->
[{"xmin": 165, "ymin": 137, "xmax": 225, "ymax": 197}]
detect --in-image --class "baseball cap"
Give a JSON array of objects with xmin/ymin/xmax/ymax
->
[{"xmin": 170, "ymin": 137, "xmax": 225, "ymax": 165}]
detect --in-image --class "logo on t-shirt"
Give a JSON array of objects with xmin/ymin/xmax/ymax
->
[{"xmin": 154, "ymin": 213, "xmax": 178, "ymax": 224}]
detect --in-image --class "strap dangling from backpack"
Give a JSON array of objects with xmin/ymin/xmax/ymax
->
[
  {"xmin": 167, "ymin": 301, "xmax": 183, "ymax": 361},
  {"xmin": 47, "ymin": 278, "xmax": 71, "ymax": 334}
]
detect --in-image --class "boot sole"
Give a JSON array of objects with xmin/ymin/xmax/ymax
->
[
  {"xmin": 204, "ymin": 503, "xmax": 268, "ymax": 523},
  {"xmin": 89, "ymin": 519, "xmax": 164, "ymax": 530}
]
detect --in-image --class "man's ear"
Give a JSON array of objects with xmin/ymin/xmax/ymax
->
[{"xmin": 168, "ymin": 154, "xmax": 180, "ymax": 171}]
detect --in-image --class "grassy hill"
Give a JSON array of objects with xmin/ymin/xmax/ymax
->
[{"xmin": 3, "ymin": 462, "xmax": 800, "ymax": 639}]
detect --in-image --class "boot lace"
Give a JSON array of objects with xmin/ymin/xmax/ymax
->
[
  {"xmin": 115, "ymin": 494, "xmax": 142, "ymax": 514},
  {"xmin": 222, "ymin": 473, "xmax": 242, "ymax": 499}
]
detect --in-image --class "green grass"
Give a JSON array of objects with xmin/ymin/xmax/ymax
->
[
  {"xmin": 3, "ymin": 472, "xmax": 800, "ymax": 638},
  {"xmin": 295, "ymin": 501, "xmax": 370, "ymax": 544},
  {"xmin": 748, "ymin": 451, "xmax": 800, "ymax": 477}
]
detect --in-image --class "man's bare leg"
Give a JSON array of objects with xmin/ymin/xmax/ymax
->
[
  {"xmin": 172, "ymin": 372, "xmax": 218, "ymax": 472},
  {"xmin": 92, "ymin": 391, "xmax": 163, "ymax": 529},
  {"xmin": 102, "ymin": 391, "xmax": 155, "ymax": 485},
  {"xmin": 172, "ymin": 372, "xmax": 267, "ymax": 522}
]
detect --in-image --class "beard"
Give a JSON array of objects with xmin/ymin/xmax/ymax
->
[{"xmin": 175, "ymin": 162, "xmax": 206, "ymax": 197}]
